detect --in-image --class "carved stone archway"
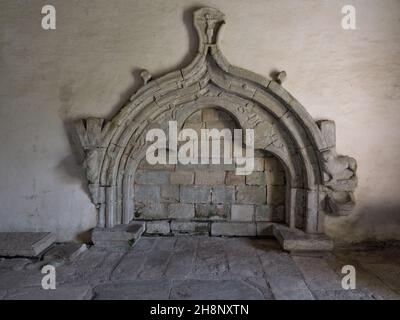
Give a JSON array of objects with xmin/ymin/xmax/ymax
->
[{"xmin": 75, "ymin": 7, "xmax": 357, "ymax": 239}]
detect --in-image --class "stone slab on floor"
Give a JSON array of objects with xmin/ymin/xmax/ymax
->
[
  {"xmin": 170, "ymin": 279, "xmax": 272, "ymax": 300},
  {"xmin": 273, "ymin": 225, "xmax": 334, "ymax": 252},
  {"xmin": 92, "ymin": 221, "xmax": 144, "ymax": 248},
  {"xmin": 4, "ymin": 285, "xmax": 92, "ymax": 300},
  {"xmin": 0, "ymin": 232, "xmax": 56, "ymax": 257},
  {"xmin": 0, "ymin": 236, "xmax": 398, "ymax": 300},
  {"xmin": 93, "ymin": 280, "xmax": 171, "ymax": 300},
  {"xmin": 43, "ymin": 243, "xmax": 87, "ymax": 262}
]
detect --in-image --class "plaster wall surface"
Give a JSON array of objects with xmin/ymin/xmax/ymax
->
[{"xmin": 0, "ymin": 0, "xmax": 399, "ymax": 242}]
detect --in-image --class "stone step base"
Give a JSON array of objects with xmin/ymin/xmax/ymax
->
[
  {"xmin": 43, "ymin": 243, "xmax": 87, "ymax": 262},
  {"xmin": 91, "ymin": 222, "xmax": 145, "ymax": 248},
  {"xmin": 272, "ymin": 224, "xmax": 334, "ymax": 252},
  {"xmin": 0, "ymin": 232, "xmax": 56, "ymax": 257},
  {"xmin": 91, "ymin": 220, "xmax": 333, "ymax": 252}
]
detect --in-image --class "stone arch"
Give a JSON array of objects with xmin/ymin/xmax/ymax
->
[{"xmin": 75, "ymin": 7, "xmax": 358, "ymax": 235}]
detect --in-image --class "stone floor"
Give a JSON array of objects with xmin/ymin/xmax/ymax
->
[{"xmin": 0, "ymin": 236, "xmax": 399, "ymax": 300}]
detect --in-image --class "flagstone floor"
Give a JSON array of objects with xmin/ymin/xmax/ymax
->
[{"xmin": 0, "ymin": 236, "xmax": 399, "ymax": 300}]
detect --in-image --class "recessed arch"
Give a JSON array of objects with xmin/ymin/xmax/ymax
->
[{"xmin": 75, "ymin": 7, "xmax": 358, "ymax": 236}]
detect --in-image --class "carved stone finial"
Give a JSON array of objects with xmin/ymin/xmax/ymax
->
[
  {"xmin": 140, "ymin": 69, "xmax": 152, "ymax": 84},
  {"xmin": 275, "ymin": 71, "xmax": 287, "ymax": 84},
  {"xmin": 194, "ymin": 7, "xmax": 225, "ymax": 52}
]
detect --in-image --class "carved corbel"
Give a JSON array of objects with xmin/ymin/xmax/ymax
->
[
  {"xmin": 74, "ymin": 118, "xmax": 107, "ymax": 202},
  {"xmin": 317, "ymin": 120, "xmax": 357, "ymax": 216}
]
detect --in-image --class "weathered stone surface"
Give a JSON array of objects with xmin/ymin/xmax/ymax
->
[
  {"xmin": 135, "ymin": 170, "xmax": 170, "ymax": 185},
  {"xmin": 138, "ymin": 159, "xmax": 175, "ymax": 171},
  {"xmin": 211, "ymin": 222, "xmax": 256, "ymax": 236},
  {"xmin": 94, "ymin": 280, "xmax": 171, "ymax": 300},
  {"xmin": 192, "ymin": 237, "xmax": 229, "ymax": 278},
  {"xmin": 273, "ymin": 225, "xmax": 334, "ymax": 252},
  {"xmin": 255, "ymin": 205, "xmax": 272, "ymax": 221},
  {"xmin": 264, "ymin": 157, "xmax": 286, "ymax": 186},
  {"xmin": 43, "ymin": 243, "xmax": 87, "ymax": 262},
  {"xmin": 5, "ymin": 285, "xmax": 93, "ymax": 300},
  {"xmin": 170, "ymin": 221, "xmax": 210, "ymax": 235},
  {"xmin": 362, "ymin": 263, "xmax": 400, "ymax": 292},
  {"xmin": 180, "ymin": 185, "xmax": 211, "ymax": 203},
  {"xmin": 92, "ymin": 222, "xmax": 144, "ymax": 248},
  {"xmin": 160, "ymin": 185, "xmax": 179, "ymax": 203},
  {"xmin": 246, "ymin": 172, "xmax": 267, "ymax": 186},
  {"xmin": 231, "ymin": 204, "xmax": 254, "ymax": 221},
  {"xmin": 0, "ymin": 237, "xmax": 398, "ymax": 300},
  {"xmin": 170, "ymin": 279, "xmax": 268, "ymax": 300},
  {"xmin": 312, "ymin": 289, "xmax": 373, "ymax": 300},
  {"xmin": 134, "ymin": 185, "xmax": 160, "ymax": 203},
  {"xmin": 257, "ymin": 249, "xmax": 314, "ymax": 300},
  {"xmin": 137, "ymin": 249, "xmax": 171, "ymax": 279},
  {"xmin": 202, "ymin": 108, "xmax": 220, "ymax": 121},
  {"xmin": 168, "ymin": 203, "xmax": 195, "ymax": 219},
  {"xmin": 252, "ymin": 158, "xmax": 265, "ymax": 171},
  {"xmin": 0, "ymin": 258, "xmax": 32, "ymax": 272},
  {"xmin": 165, "ymin": 240, "xmax": 197, "ymax": 278},
  {"xmin": 0, "ymin": 232, "xmax": 56, "ymax": 257},
  {"xmin": 225, "ymin": 172, "xmax": 245, "ymax": 185},
  {"xmin": 212, "ymin": 186, "xmax": 235, "ymax": 203},
  {"xmin": 145, "ymin": 221, "xmax": 170, "ymax": 235},
  {"xmin": 292, "ymin": 256, "xmax": 343, "ymax": 290},
  {"xmin": 195, "ymin": 204, "xmax": 229, "ymax": 219},
  {"xmin": 256, "ymin": 222, "xmax": 274, "ymax": 236},
  {"xmin": 135, "ymin": 202, "xmax": 167, "ymax": 219},
  {"xmin": 267, "ymin": 186, "xmax": 286, "ymax": 205},
  {"xmin": 255, "ymin": 204, "xmax": 284, "ymax": 224},
  {"xmin": 195, "ymin": 170, "xmax": 225, "ymax": 185},
  {"xmin": 56, "ymin": 247, "xmax": 125, "ymax": 285},
  {"xmin": 236, "ymin": 186, "xmax": 266, "ymax": 204},
  {"xmin": 170, "ymin": 171, "xmax": 194, "ymax": 185}
]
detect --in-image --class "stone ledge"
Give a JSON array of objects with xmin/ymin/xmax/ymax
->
[
  {"xmin": 91, "ymin": 222, "xmax": 145, "ymax": 248},
  {"xmin": 273, "ymin": 224, "xmax": 334, "ymax": 252},
  {"xmin": 0, "ymin": 232, "xmax": 56, "ymax": 257}
]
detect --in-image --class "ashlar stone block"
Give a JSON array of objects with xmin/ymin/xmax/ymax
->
[
  {"xmin": 211, "ymin": 222, "xmax": 257, "ymax": 236},
  {"xmin": 195, "ymin": 170, "xmax": 225, "ymax": 185},
  {"xmin": 212, "ymin": 186, "xmax": 235, "ymax": 203},
  {"xmin": 170, "ymin": 171, "xmax": 194, "ymax": 185},
  {"xmin": 180, "ymin": 186, "xmax": 211, "ymax": 203},
  {"xmin": 160, "ymin": 185, "xmax": 179, "ymax": 203},
  {"xmin": 225, "ymin": 172, "xmax": 245, "ymax": 185},
  {"xmin": 168, "ymin": 203, "xmax": 195, "ymax": 219},
  {"xmin": 231, "ymin": 204, "xmax": 254, "ymax": 221},
  {"xmin": 146, "ymin": 221, "xmax": 171, "ymax": 235},
  {"xmin": 134, "ymin": 185, "xmax": 160, "ymax": 203},
  {"xmin": 236, "ymin": 186, "xmax": 266, "ymax": 204},
  {"xmin": 267, "ymin": 186, "xmax": 286, "ymax": 205},
  {"xmin": 246, "ymin": 172, "xmax": 267, "ymax": 186},
  {"xmin": 195, "ymin": 204, "xmax": 230, "ymax": 219},
  {"xmin": 135, "ymin": 170, "xmax": 170, "ymax": 185}
]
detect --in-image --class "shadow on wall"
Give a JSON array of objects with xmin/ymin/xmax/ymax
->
[
  {"xmin": 327, "ymin": 204, "xmax": 400, "ymax": 243},
  {"xmin": 57, "ymin": 120, "xmax": 91, "ymax": 200}
]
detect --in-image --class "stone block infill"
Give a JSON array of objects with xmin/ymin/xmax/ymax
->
[
  {"xmin": 231, "ymin": 204, "xmax": 254, "ymax": 221},
  {"xmin": 168, "ymin": 204, "xmax": 195, "ymax": 219},
  {"xmin": 180, "ymin": 186, "xmax": 211, "ymax": 203},
  {"xmin": 170, "ymin": 171, "xmax": 194, "ymax": 185},
  {"xmin": 236, "ymin": 186, "xmax": 267, "ymax": 204}
]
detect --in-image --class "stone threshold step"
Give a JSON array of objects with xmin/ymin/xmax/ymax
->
[
  {"xmin": 91, "ymin": 221, "xmax": 145, "ymax": 249},
  {"xmin": 272, "ymin": 224, "xmax": 334, "ymax": 252},
  {"xmin": 0, "ymin": 232, "xmax": 56, "ymax": 257}
]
